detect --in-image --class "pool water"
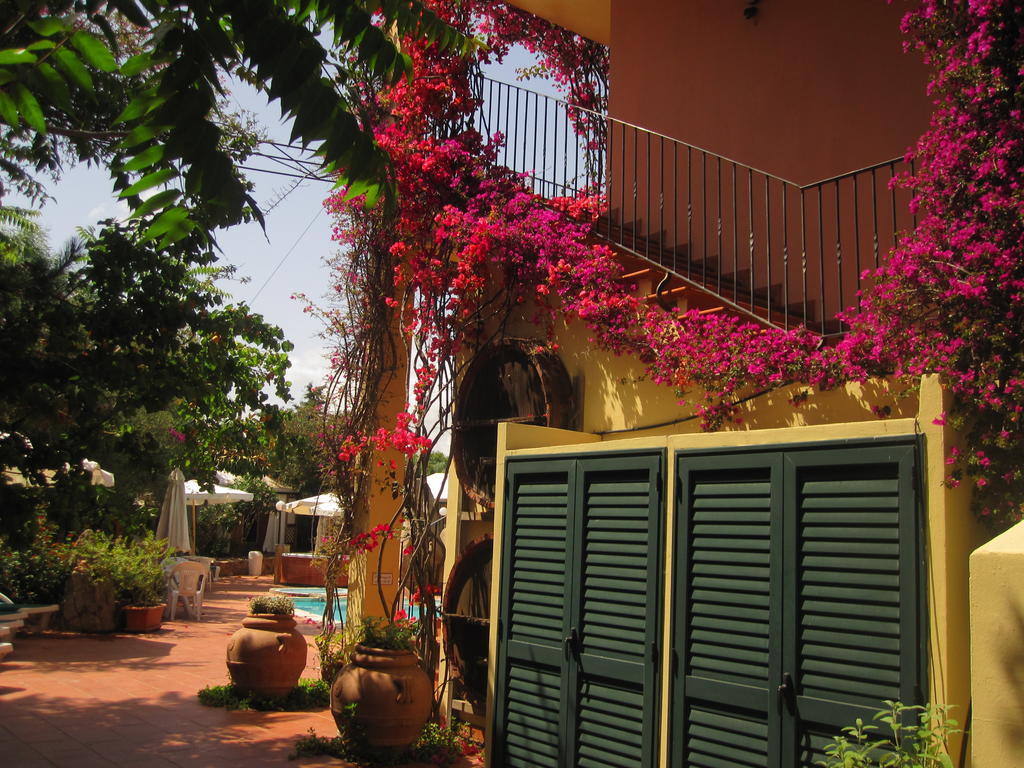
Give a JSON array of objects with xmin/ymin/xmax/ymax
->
[{"xmin": 270, "ymin": 587, "xmax": 347, "ymax": 623}]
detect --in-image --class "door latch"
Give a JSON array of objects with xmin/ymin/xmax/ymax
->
[
  {"xmin": 563, "ymin": 627, "xmax": 579, "ymax": 659},
  {"xmin": 777, "ymin": 672, "xmax": 796, "ymax": 714}
]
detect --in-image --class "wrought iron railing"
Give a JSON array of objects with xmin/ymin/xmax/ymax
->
[{"xmin": 468, "ymin": 75, "xmax": 915, "ymax": 336}]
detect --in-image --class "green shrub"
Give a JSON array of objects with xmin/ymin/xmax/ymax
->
[
  {"xmin": 818, "ymin": 700, "xmax": 960, "ymax": 768},
  {"xmin": 198, "ymin": 678, "xmax": 329, "ymax": 711},
  {"xmin": 0, "ymin": 515, "xmax": 72, "ymax": 603},
  {"xmin": 72, "ymin": 531, "xmax": 172, "ymax": 606},
  {"xmin": 316, "ymin": 627, "xmax": 355, "ymax": 684},
  {"xmin": 248, "ymin": 594, "xmax": 295, "ymax": 615}
]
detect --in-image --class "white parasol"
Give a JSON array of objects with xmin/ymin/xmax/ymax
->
[
  {"xmin": 283, "ymin": 493, "xmax": 343, "ymax": 517},
  {"xmin": 183, "ymin": 479, "xmax": 254, "ymax": 555},
  {"xmin": 156, "ymin": 468, "xmax": 190, "ymax": 552}
]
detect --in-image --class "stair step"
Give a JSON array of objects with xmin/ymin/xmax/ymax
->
[{"xmin": 591, "ymin": 208, "xmax": 836, "ymax": 335}]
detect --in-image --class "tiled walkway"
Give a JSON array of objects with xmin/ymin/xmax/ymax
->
[{"xmin": 0, "ymin": 576, "xmax": 473, "ymax": 767}]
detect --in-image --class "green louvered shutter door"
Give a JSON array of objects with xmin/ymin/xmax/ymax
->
[
  {"xmin": 672, "ymin": 453, "xmax": 784, "ymax": 768},
  {"xmin": 572, "ymin": 455, "xmax": 664, "ymax": 768},
  {"xmin": 496, "ymin": 459, "xmax": 576, "ymax": 768},
  {"xmin": 784, "ymin": 445, "xmax": 922, "ymax": 766}
]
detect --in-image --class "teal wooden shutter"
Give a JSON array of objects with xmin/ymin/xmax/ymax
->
[
  {"xmin": 784, "ymin": 445, "xmax": 922, "ymax": 766},
  {"xmin": 496, "ymin": 460, "xmax": 575, "ymax": 768},
  {"xmin": 573, "ymin": 455, "xmax": 663, "ymax": 768},
  {"xmin": 673, "ymin": 453, "xmax": 783, "ymax": 768},
  {"xmin": 671, "ymin": 441, "xmax": 923, "ymax": 768},
  {"xmin": 495, "ymin": 452, "xmax": 664, "ymax": 768}
]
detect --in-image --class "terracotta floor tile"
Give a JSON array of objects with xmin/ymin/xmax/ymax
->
[{"xmin": 0, "ymin": 576, "xmax": 339, "ymax": 766}]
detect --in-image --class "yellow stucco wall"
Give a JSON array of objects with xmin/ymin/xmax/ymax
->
[
  {"xmin": 970, "ymin": 520, "xmax": 1024, "ymax": 765},
  {"xmin": 346, "ymin": 362, "xmax": 406, "ymax": 624},
  {"xmin": 475, "ymin": 371, "xmax": 983, "ymax": 765}
]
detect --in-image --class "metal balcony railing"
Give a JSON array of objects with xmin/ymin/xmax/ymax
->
[{"xmin": 467, "ymin": 75, "xmax": 915, "ymax": 336}]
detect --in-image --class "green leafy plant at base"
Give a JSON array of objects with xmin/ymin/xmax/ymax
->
[
  {"xmin": 198, "ymin": 679, "xmax": 328, "ymax": 711},
  {"xmin": 316, "ymin": 627, "xmax": 356, "ymax": 684},
  {"xmin": 290, "ymin": 707, "xmax": 480, "ymax": 766},
  {"xmin": 358, "ymin": 615, "xmax": 418, "ymax": 652},
  {"xmin": 818, "ymin": 700, "xmax": 960, "ymax": 768},
  {"xmin": 248, "ymin": 594, "xmax": 295, "ymax": 615}
]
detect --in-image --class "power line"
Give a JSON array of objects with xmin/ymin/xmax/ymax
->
[{"xmin": 249, "ymin": 206, "xmax": 324, "ymax": 303}]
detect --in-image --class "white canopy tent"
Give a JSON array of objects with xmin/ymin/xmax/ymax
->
[
  {"xmin": 283, "ymin": 493, "xmax": 342, "ymax": 517},
  {"xmin": 284, "ymin": 493, "xmax": 343, "ymax": 553},
  {"xmin": 183, "ymin": 479, "xmax": 254, "ymax": 555}
]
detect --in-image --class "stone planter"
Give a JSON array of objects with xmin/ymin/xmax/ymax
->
[
  {"xmin": 331, "ymin": 644, "xmax": 432, "ymax": 749},
  {"xmin": 226, "ymin": 613, "xmax": 307, "ymax": 697},
  {"xmin": 122, "ymin": 604, "xmax": 165, "ymax": 633}
]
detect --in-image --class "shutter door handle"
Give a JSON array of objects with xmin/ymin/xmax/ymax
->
[
  {"xmin": 564, "ymin": 627, "xmax": 579, "ymax": 659},
  {"xmin": 777, "ymin": 672, "xmax": 796, "ymax": 714}
]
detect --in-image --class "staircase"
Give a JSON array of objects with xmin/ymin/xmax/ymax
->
[{"xmin": 468, "ymin": 75, "xmax": 916, "ymax": 337}]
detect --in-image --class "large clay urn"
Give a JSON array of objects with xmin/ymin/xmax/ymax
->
[
  {"xmin": 331, "ymin": 644, "xmax": 432, "ymax": 748},
  {"xmin": 226, "ymin": 613, "xmax": 307, "ymax": 697}
]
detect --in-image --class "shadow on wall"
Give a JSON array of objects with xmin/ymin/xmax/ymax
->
[
  {"xmin": 1002, "ymin": 603, "xmax": 1024, "ymax": 751},
  {"xmin": 736, "ymin": 379, "xmax": 919, "ymax": 430}
]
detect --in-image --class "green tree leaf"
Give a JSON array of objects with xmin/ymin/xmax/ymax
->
[
  {"xmin": 129, "ymin": 188, "xmax": 182, "ymax": 219},
  {"xmin": 0, "ymin": 48, "xmax": 37, "ymax": 65},
  {"xmin": 120, "ymin": 53, "xmax": 155, "ymax": 77},
  {"xmin": 12, "ymin": 82, "xmax": 45, "ymax": 132},
  {"xmin": 117, "ymin": 145, "xmax": 166, "ymax": 173},
  {"xmin": 120, "ymin": 167, "xmax": 178, "ymax": 198},
  {"xmin": 26, "ymin": 18, "xmax": 68, "ymax": 38},
  {"xmin": 0, "ymin": 89, "xmax": 19, "ymax": 125},
  {"xmin": 52, "ymin": 48, "xmax": 93, "ymax": 93},
  {"xmin": 142, "ymin": 206, "xmax": 191, "ymax": 242},
  {"xmin": 70, "ymin": 31, "xmax": 116, "ymax": 72}
]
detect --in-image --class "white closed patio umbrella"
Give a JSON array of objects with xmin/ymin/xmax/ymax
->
[
  {"xmin": 156, "ymin": 468, "xmax": 190, "ymax": 553},
  {"xmin": 183, "ymin": 479, "xmax": 254, "ymax": 555}
]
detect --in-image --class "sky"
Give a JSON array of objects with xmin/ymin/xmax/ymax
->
[{"xmin": 11, "ymin": 49, "xmax": 553, "ymax": 412}]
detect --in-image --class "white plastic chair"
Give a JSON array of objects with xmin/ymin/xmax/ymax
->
[{"xmin": 166, "ymin": 561, "xmax": 207, "ymax": 621}]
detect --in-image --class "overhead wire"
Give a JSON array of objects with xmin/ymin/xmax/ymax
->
[{"xmin": 248, "ymin": 206, "xmax": 324, "ymax": 304}]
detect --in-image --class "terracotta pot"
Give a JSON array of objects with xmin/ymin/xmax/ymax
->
[
  {"xmin": 226, "ymin": 613, "xmax": 308, "ymax": 697},
  {"xmin": 122, "ymin": 604, "xmax": 165, "ymax": 633},
  {"xmin": 331, "ymin": 644, "xmax": 432, "ymax": 749}
]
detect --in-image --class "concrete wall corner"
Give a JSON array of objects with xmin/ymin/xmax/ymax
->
[{"xmin": 970, "ymin": 520, "xmax": 1024, "ymax": 766}]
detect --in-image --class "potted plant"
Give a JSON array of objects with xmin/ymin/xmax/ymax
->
[
  {"xmin": 116, "ymin": 535, "xmax": 172, "ymax": 632},
  {"xmin": 66, "ymin": 532, "xmax": 171, "ymax": 633},
  {"xmin": 330, "ymin": 612, "xmax": 432, "ymax": 750},
  {"xmin": 226, "ymin": 594, "xmax": 308, "ymax": 697}
]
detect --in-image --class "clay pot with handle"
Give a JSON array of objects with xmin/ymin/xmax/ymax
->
[
  {"xmin": 331, "ymin": 644, "xmax": 432, "ymax": 748},
  {"xmin": 226, "ymin": 613, "xmax": 308, "ymax": 697}
]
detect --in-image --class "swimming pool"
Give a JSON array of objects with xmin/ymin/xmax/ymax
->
[{"xmin": 270, "ymin": 586, "xmax": 347, "ymax": 623}]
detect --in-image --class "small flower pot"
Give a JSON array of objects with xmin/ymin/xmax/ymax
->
[
  {"xmin": 331, "ymin": 644, "xmax": 432, "ymax": 749},
  {"xmin": 226, "ymin": 613, "xmax": 308, "ymax": 697},
  {"xmin": 122, "ymin": 604, "xmax": 165, "ymax": 633}
]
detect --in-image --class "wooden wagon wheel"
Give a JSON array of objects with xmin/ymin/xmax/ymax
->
[{"xmin": 453, "ymin": 338, "xmax": 573, "ymax": 508}]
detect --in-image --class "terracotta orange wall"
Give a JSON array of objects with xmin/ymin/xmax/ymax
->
[{"xmin": 609, "ymin": 0, "xmax": 931, "ymax": 184}]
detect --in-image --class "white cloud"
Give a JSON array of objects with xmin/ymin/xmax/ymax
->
[
  {"xmin": 285, "ymin": 344, "xmax": 331, "ymax": 400},
  {"xmin": 86, "ymin": 199, "xmax": 130, "ymax": 223}
]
